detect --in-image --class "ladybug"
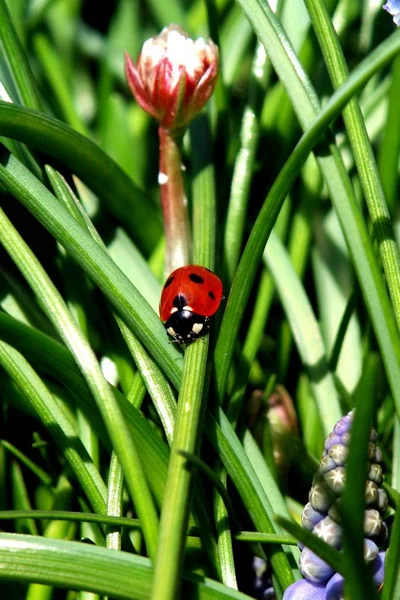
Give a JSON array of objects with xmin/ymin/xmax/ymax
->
[{"xmin": 159, "ymin": 265, "xmax": 223, "ymax": 343}]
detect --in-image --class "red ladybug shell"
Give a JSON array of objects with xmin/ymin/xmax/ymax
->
[{"xmin": 159, "ymin": 265, "xmax": 223, "ymax": 323}]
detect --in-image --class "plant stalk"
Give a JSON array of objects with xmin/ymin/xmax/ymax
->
[{"xmin": 158, "ymin": 126, "xmax": 191, "ymax": 274}]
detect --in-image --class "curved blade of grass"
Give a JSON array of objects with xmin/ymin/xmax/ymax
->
[
  {"xmin": 223, "ymin": 40, "xmax": 271, "ymax": 283},
  {"xmin": 0, "ymin": 510, "xmax": 142, "ymax": 530},
  {"xmin": 242, "ymin": 431, "xmax": 300, "ymax": 567},
  {"xmin": 235, "ymin": 532, "xmax": 296, "ymax": 545},
  {"xmin": 47, "ymin": 167, "xmax": 175, "ymax": 441},
  {"xmin": 47, "ymin": 160, "xmax": 156, "ymax": 558},
  {"xmin": 0, "ymin": 206, "xmax": 159, "ymax": 559},
  {"xmin": 151, "ymin": 114, "xmax": 217, "ymax": 600},
  {"xmin": 55, "ymin": 150, "xmax": 218, "ymax": 571},
  {"xmin": 10, "ymin": 461, "xmax": 38, "ymax": 536},
  {"xmin": 116, "ymin": 319, "xmax": 176, "ymax": 445},
  {"xmin": 0, "ymin": 0, "xmax": 42, "ymax": 110},
  {"xmin": 312, "ymin": 213, "xmax": 362, "ymax": 393},
  {"xmin": 214, "ymin": 12, "xmax": 400, "ymax": 411},
  {"xmin": 0, "ymin": 533, "xmax": 254, "ymax": 600},
  {"xmin": 206, "ymin": 406, "xmax": 295, "ymax": 590},
  {"xmin": 33, "ymin": 33, "xmax": 88, "ymax": 135},
  {"xmin": 0, "ymin": 312, "xmax": 170, "ymax": 509},
  {"xmin": 106, "ymin": 451, "xmax": 124, "ymax": 550},
  {"xmin": 0, "ymin": 342, "xmax": 107, "ymax": 514},
  {"xmin": 214, "ymin": 470, "xmax": 237, "ymax": 589},
  {"xmin": 0, "ymin": 440, "xmax": 53, "ymax": 486},
  {"xmin": 264, "ymin": 231, "xmax": 342, "ymax": 434},
  {"xmin": 378, "ymin": 54, "xmax": 400, "ymax": 212},
  {"xmin": 219, "ymin": 5, "xmax": 254, "ymax": 88},
  {"xmin": 0, "ymin": 148, "xmax": 183, "ymax": 389},
  {"xmin": 0, "ymin": 102, "xmax": 161, "ymax": 253},
  {"xmin": 304, "ymin": 0, "xmax": 400, "ymax": 331}
]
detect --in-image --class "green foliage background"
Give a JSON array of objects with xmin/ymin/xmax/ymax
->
[{"xmin": 0, "ymin": 0, "xmax": 399, "ymax": 599}]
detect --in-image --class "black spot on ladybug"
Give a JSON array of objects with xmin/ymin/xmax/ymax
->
[
  {"xmin": 173, "ymin": 293, "xmax": 188, "ymax": 308},
  {"xmin": 164, "ymin": 276, "xmax": 174, "ymax": 288},
  {"xmin": 208, "ymin": 291, "xmax": 215, "ymax": 300},
  {"xmin": 189, "ymin": 273, "xmax": 204, "ymax": 284}
]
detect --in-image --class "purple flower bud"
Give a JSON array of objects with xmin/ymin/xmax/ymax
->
[
  {"xmin": 364, "ymin": 509, "xmax": 382, "ymax": 537},
  {"xmin": 309, "ymin": 480, "xmax": 335, "ymax": 512},
  {"xmin": 313, "ymin": 516, "xmax": 342, "ymax": 548},
  {"xmin": 319, "ymin": 455, "xmax": 338, "ymax": 475},
  {"xmin": 282, "ymin": 579, "xmax": 327, "ymax": 599},
  {"xmin": 383, "ymin": 1, "xmax": 400, "ymax": 25},
  {"xmin": 300, "ymin": 547, "xmax": 335, "ymax": 582},
  {"xmin": 287, "ymin": 411, "xmax": 387, "ymax": 599},
  {"xmin": 365, "ymin": 480, "xmax": 379, "ymax": 506},
  {"xmin": 325, "ymin": 572, "xmax": 344, "ymax": 600},
  {"xmin": 302, "ymin": 503, "xmax": 326, "ymax": 530},
  {"xmin": 364, "ymin": 538, "xmax": 379, "ymax": 562},
  {"xmin": 324, "ymin": 466, "xmax": 346, "ymax": 495},
  {"xmin": 372, "ymin": 551, "xmax": 386, "ymax": 586},
  {"xmin": 328, "ymin": 500, "xmax": 342, "ymax": 524},
  {"xmin": 325, "ymin": 433, "xmax": 342, "ymax": 452},
  {"xmin": 373, "ymin": 446, "xmax": 383, "ymax": 463},
  {"xmin": 367, "ymin": 442, "xmax": 376, "ymax": 460},
  {"xmin": 368, "ymin": 464, "xmax": 383, "ymax": 486},
  {"xmin": 328, "ymin": 444, "xmax": 348, "ymax": 466},
  {"xmin": 341, "ymin": 433, "xmax": 351, "ymax": 447},
  {"xmin": 333, "ymin": 413, "xmax": 353, "ymax": 436}
]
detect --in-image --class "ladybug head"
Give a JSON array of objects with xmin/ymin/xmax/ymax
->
[{"xmin": 164, "ymin": 310, "xmax": 210, "ymax": 343}]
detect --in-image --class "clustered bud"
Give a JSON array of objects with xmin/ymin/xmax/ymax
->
[
  {"xmin": 124, "ymin": 24, "xmax": 219, "ymax": 273},
  {"xmin": 125, "ymin": 24, "xmax": 219, "ymax": 133},
  {"xmin": 283, "ymin": 411, "xmax": 387, "ymax": 600}
]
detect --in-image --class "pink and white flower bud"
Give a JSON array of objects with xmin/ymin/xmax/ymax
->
[{"xmin": 125, "ymin": 25, "xmax": 219, "ymax": 131}]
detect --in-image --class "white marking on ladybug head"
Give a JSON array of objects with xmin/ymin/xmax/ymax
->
[
  {"xmin": 183, "ymin": 305, "xmax": 193, "ymax": 312},
  {"xmin": 158, "ymin": 172, "xmax": 169, "ymax": 185},
  {"xmin": 167, "ymin": 327, "xmax": 176, "ymax": 337},
  {"xmin": 192, "ymin": 322, "xmax": 203, "ymax": 335},
  {"xmin": 170, "ymin": 306, "xmax": 178, "ymax": 314}
]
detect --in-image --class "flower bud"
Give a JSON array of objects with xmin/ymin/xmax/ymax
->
[
  {"xmin": 125, "ymin": 25, "xmax": 219, "ymax": 132},
  {"xmin": 383, "ymin": 1, "xmax": 400, "ymax": 25},
  {"xmin": 283, "ymin": 411, "xmax": 388, "ymax": 599}
]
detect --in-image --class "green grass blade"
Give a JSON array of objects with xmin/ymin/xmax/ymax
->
[
  {"xmin": 213, "ymin": 7, "xmax": 400, "ymax": 415},
  {"xmin": 0, "ymin": 533, "xmax": 255, "ymax": 600},
  {"xmin": 151, "ymin": 114, "xmax": 217, "ymax": 600},
  {"xmin": 206, "ymin": 407, "xmax": 295, "ymax": 591},
  {"xmin": 0, "ymin": 342, "xmax": 107, "ymax": 514},
  {"xmin": 304, "ymin": 0, "xmax": 400, "ymax": 332},
  {"xmin": 264, "ymin": 231, "xmax": 342, "ymax": 434},
  {"xmin": 339, "ymin": 359, "xmax": 380, "ymax": 600},
  {"xmin": 0, "ymin": 102, "xmax": 161, "ymax": 253},
  {"xmin": 0, "ymin": 0, "xmax": 42, "ymax": 110},
  {"xmin": 0, "ymin": 149, "xmax": 183, "ymax": 389},
  {"xmin": 0, "ymin": 205, "xmax": 159, "ymax": 559}
]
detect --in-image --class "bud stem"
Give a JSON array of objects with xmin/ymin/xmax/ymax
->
[{"xmin": 158, "ymin": 126, "xmax": 191, "ymax": 274}]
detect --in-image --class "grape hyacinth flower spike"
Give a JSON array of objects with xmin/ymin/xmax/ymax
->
[
  {"xmin": 125, "ymin": 26, "xmax": 220, "ymax": 273},
  {"xmin": 383, "ymin": 0, "xmax": 400, "ymax": 25},
  {"xmin": 283, "ymin": 411, "xmax": 387, "ymax": 600}
]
